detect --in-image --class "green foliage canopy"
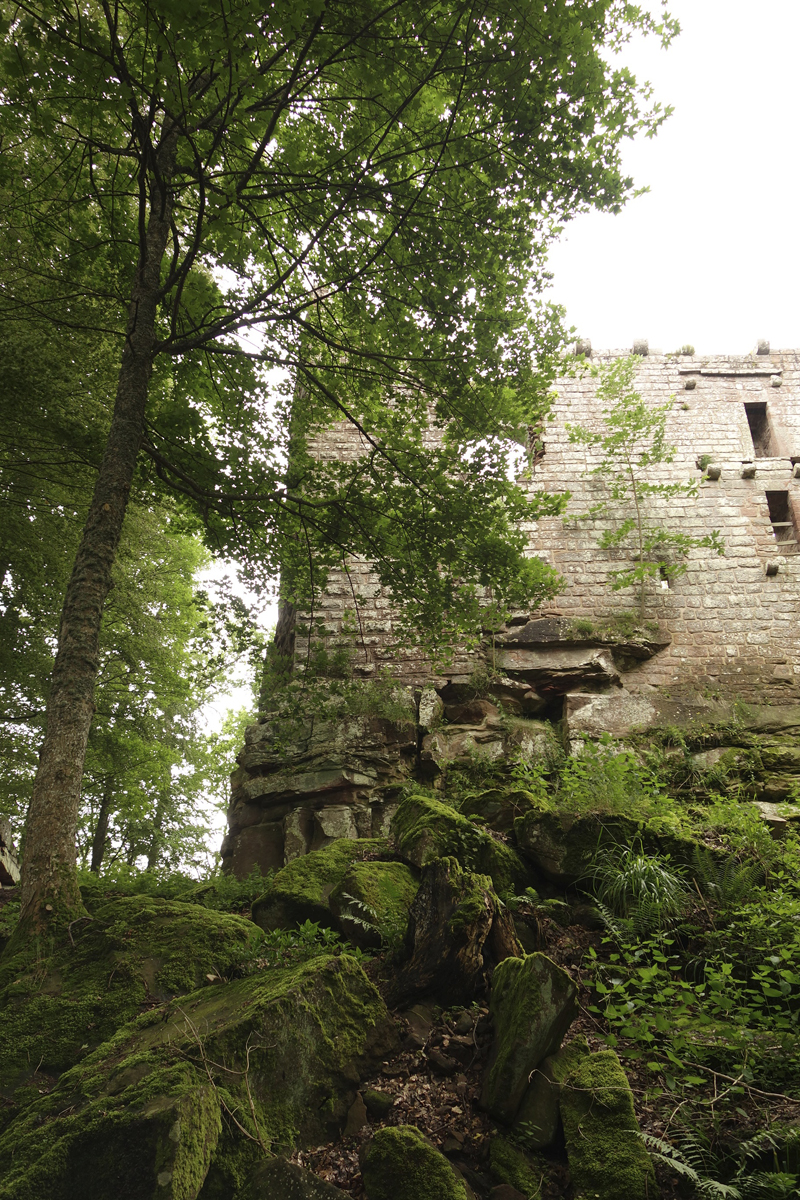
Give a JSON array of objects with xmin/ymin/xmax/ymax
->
[{"xmin": 0, "ymin": 0, "xmax": 678, "ymax": 635}]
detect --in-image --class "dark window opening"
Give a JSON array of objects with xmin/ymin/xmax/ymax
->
[
  {"xmin": 658, "ymin": 565, "xmax": 670, "ymax": 590},
  {"xmin": 745, "ymin": 403, "xmax": 774, "ymax": 457},
  {"xmin": 766, "ymin": 490, "xmax": 798, "ymax": 553}
]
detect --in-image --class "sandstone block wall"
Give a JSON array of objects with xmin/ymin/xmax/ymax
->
[
  {"xmin": 294, "ymin": 349, "xmax": 800, "ymax": 705},
  {"xmin": 530, "ymin": 350, "xmax": 800, "ymax": 703}
]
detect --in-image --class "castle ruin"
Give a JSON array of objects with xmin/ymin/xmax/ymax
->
[{"xmin": 222, "ymin": 346, "xmax": 800, "ymax": 877}]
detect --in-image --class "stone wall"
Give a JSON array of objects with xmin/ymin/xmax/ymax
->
[
  {"xmin": 531, "ymin": 349, "xmax": 800, "ymax": 704},
  {"xmin": 295, "ymin": 347, "xmax": 800, "ymax": 705},
  {"xmin": 222, "ymin": 347, "xmax": 800, "ymax": 875}
]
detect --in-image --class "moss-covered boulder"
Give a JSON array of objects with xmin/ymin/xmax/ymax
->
[
  {"xmin": 481, "ymin": 953, "xmax": 577, "ymax": 1124},
  {"xmin": 251, "ymin": 838, "xmax": 390, "ymax": 932},
  {"xmin": 386, "ymin": 857, "xmax": 521, "ymax": 1008},
  {"xmin": 392, "ymin": 792, "xmax": 528, "ymax": 897},
  {"xmin": 458, "ymin": 788, "xmax": 539, "ymax": 834},
  {"xmin": 0, "ymin": 1061, "xmax": 221, "ymax": 1200},
  {"xmin": 514, "ymin": 810, "xmax": 697, "ymax": 886},
  {"xmin": 0, "ymin": 954, "xmax": 398, "ymax": 1199},
  {"xmin": 360, "ymin": 1125, "xmax": 468, "ymax": 1200},
  {"xmin": 0, "ymin": 894, "xmax": 262, "ymax": 1101},
  {"xmin": 329, "ymin": 859, "xmax": 418, "ymax": 949},
  {"xmin": 513, "ymin": 812, "xmax": 640, "ymax": 885},
  {"xmin": 489, "ymin": 1135, "xmax": 542, "ymax": 1199},
  {"xmin": 556, "ymin": 1038, "xmax": 654, "ymax": 1200}
]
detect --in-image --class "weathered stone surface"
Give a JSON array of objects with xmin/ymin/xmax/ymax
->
[
  {"xmin": 361, "ymin": 1125, "xmax": 468, "ymax": 1200},
  {"xmin": 444, "ymin": 699, "xmax": 501, "ymax": 724},
  {"xmin": 385, "ymin": 857, "xmax": 521, "ymax": 1008},
  {"xmin": 481, "ymin": 953, "xmax": 578, "ymax": 1125},
  {"xmin": 751, "ymin": 800, "xmax": 791, "ymax": 837},
  {"xmin": 514, "ymin": 809, "xmax": 697, "ymax": 886},
  {"xmin": 555, "ymin": 1038, "xmax": 655, "ymax": 1200},
  {"xmin": 513, "ymin": 811, "xmax": 638, "ymax": 887},
  {"xmin": 251, "ymin": 838, "xmax": 391, "ymax": 933},
  {"xmin": 224, "ymin": 711, "xmax": 417, "ymax": 877},
  {"xmin": 418, "ymin": 686, "xmax": 444, "ymax": 731},
  {"xmin": 393, "ymin": 793, "xmax": 528, "ymax": 896},
  {"xmin": 512, "ymin": 1054, "xmax": 561, "ymax": 1150},
  {"xmin": 564, "ymin": 691, "xmax": 657, "ymax": 739},
  {"xmin": 227, "ymin": 820, "xmax": 286, "ymax": 877},
  {"xmin": 421, "ymin": 723, "xmax": 506, "ymax": 769},
  {"xmin": 242, "ymin": 1157, "xmax": 350, "ymax": 1199},
  {"xmin": 458, "ymin": 788, "xmax": 539, "ymax": 834},
  {"xmin": 494, "ymin": 646, "xmax": 621, "ymax": 692},
  {"xmin": 488, "ymin": 1136, "xmax": 543, "ymax": 1199}
]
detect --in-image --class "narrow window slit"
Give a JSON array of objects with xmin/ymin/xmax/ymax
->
[
  {"xmin": 766, "ymin": 491, "xmax": 798, "ymax": 553},
  {"xmin": 745, "ymin": 403, "xmax": 774, "ymax": 457}
]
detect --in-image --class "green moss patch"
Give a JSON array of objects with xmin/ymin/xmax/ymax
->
[
  {"xmin": 360, "ymin": 1125, "xmax": 468, "ymax": 1200},
  {"xmin": 489, "ymin": 1134, "xmax": 542, "ymax": 1198},
  {"xmin": 392, "ymin": 792, "xmax": 527, "ymax": 897},
  {"xmin": 0, "ymin": 895, "xmax": 261, "ymax": 1100},
  {"xmin": 556, "ymin": 1037, "xmax": 655, "ymax": 1200},
  {"xmin": 481, "ymin": 953, "xmax": 578, "ymax": 1124},
  {"xmin": 0, "ymin": 954, "xmax": 397, "ymax": 1199},
  {"xmin": 329, "ymin": 860, "xmax": 418, "ymax": 948},
  {"xmin": 251, "ymin": 839, "xmax": 390, "ymax": 932}
]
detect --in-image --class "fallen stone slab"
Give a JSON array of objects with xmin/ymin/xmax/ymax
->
[
  {"xmin": 481, "ymin": 953, "xmax": 577, "ymax": 1125},
  {"xmin": 556, "ymin": 1038, "xmax": 655, "ymax": 1200}
]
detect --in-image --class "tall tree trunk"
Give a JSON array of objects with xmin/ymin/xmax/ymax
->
[
  {"xmin": 146, "ymin": 793, "xmax": 167, "ymax": 873},
  {"xmin": 19, "ymin": 134, "xmax": 177, "ymax": 926},
  {"xmin": 89, "ymin": 780, "xmax": 114, "ymax": 874}
]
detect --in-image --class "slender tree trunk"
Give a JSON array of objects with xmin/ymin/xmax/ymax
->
[
  {"xmin": 19, "ymin": 133, "xmax": 177, "ymax": 926},
  {"xmin": 146, "ymin": 794, "xmax": 167, "ymax": 872},
  {"xmin": 89, "ymin": 780, "xmax": 114, "ymax": 874}
]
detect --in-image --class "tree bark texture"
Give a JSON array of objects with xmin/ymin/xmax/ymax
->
[{"xmin": 20, "ymin": 135, "xmax": 177, "ymax": 923}]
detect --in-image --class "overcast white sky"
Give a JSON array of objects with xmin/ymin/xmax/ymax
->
[{"xmin": 546, "ymin": 0, "xmax": 800, "ymax": 356}]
